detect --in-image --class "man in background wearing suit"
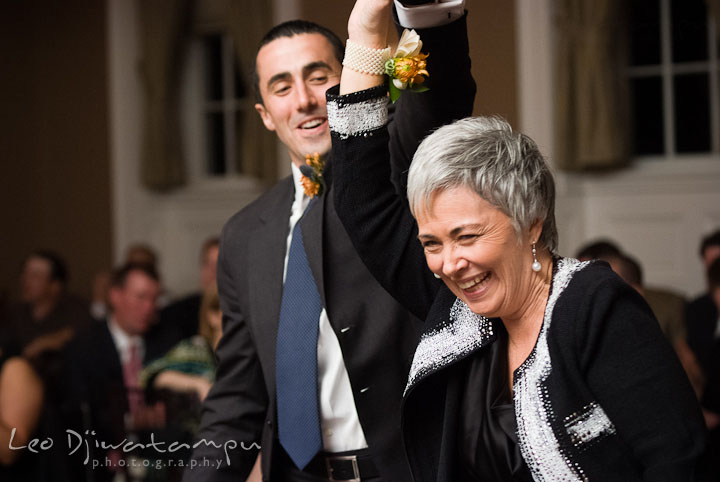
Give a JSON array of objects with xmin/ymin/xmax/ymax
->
[
  {"xmin": 65, "ymin": 263, "xmax": 168, "ymax": 482},
  {"xmin": 185, "ymin": 0, "xmax": 475, "ymax": 480},
  {"xmin": 687, "ymin": 229, "xmax": 720, "ymax": 374},
  {"xmin": 686, "ymin": 231, "xmax": 720, "ymax": 481}
]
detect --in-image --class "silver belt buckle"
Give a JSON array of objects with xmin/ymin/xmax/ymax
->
[{"xmin": 325, "ymin": 455, "xmax": 360, "ymax": 482}]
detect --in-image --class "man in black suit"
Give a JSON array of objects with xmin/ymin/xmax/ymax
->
[
  {"xmin": 686, "ymin": 230, "xmax": 720, "ymax": 481},
  {"xmin": 687, "ymin": 229, "xmax": 720, "ymax": 373},
  {"xmin": 185, "ymin": 1, "xmax": 475, "ymax": 480},
  {"xmin": 64, "ymin": 263, "xmax": 168, "ymax": 482}
]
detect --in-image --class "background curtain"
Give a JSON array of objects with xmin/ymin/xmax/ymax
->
[
  {"xmin": 137, "ymin": 0, "xmax": 194, "ymax": 191},
  {"xmin": 553, "ymin": 0, "xmax": 629, "ymax": 170},
  {"xmin": 227, "ymin": 0, "xmax": 277, "ymax": 182}
]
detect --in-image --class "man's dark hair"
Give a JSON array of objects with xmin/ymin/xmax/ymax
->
[
  {"xmin": 607, "ymin": 253, "xmax": 643, "ymax": 288},
  {"xmin": 111, "ymin": 263, "xmax": 160, "ymax": 289},
  {"xmin": 575, "ymin": 239, "xmax": 622, "ymax": 261},
  {"xmin": 700, "ymin": 229, "xmax": 720, "ymax": 258},
  {"xmin": 253, "ymin": 20, "xmax": 344, "ymax": 104},
  {"xmin": 27, "ymin": 250, "xmax": 69, "ymax": 286},
  {"xmin": 201, "ymin": 236, "xmax": 220, "ymax": 260}
]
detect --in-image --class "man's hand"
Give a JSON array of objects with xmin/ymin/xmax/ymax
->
[
  {"xmin": 22, "ymin": 327, "xmax": 74, "ymax": 359},
  {"xmin": 347, "ymin": 0, "xmax": 394, "ymax": 49}
]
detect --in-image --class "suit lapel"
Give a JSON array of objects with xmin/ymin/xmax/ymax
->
[
  {"xmin": 299, "ymin": 194, "xmax": 327, "ymax": 308},
  {"xmin": 101, "ymin": 322, "xmax": 123, "ymax": 380},
  {"xmin": 248, "ymin": 177, "xmax": 294, "ymax": 373}
]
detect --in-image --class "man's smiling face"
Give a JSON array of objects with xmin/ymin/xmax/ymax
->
[{"xmin": 254, "ymin": 33, "xmax": 342, "ymax": 167}]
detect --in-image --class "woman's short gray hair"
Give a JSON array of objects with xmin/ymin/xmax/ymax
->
[{"xmin": 407, "ymin": 116, "xmax": 558, "ymax": 253}]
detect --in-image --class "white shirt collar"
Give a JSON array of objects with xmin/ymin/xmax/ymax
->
[
  {"xmin": 108, "ymin": 316, "xmax": 144, "ymax": 363},
  {"xmin": 290, "ymin": 163, "xmax": 310, "ymax": 216}
]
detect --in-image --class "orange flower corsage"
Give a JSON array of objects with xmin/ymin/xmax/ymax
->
[{"xmin": 385, "ymin": 29, "xmax": 430, "ymax": 103}]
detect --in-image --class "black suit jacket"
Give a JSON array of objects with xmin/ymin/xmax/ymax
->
[
  {"xmin": 686, "ymin": 293, "xmax": 720, "ymax": 413},
  {"xmin": 185, "ymin": 15, "xmax": 476, "ymax": 482},
  {"xmin": 159, "ymin": 292, "xmax": 203, "ymax": 342},
  {"xmin": 63, "ymin": 320, "xmax": 172, "ymax": 481},
  {"xmin": 686, "ymin": 293, "xmax": 719, "ymax": 372}
]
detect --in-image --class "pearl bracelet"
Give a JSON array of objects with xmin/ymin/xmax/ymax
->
[{"xmin": 343, "ymin": 39, "xmax": 392, "ymax": 76}]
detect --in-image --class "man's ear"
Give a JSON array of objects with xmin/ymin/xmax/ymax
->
[{"xmin": 255, "ymin": 103, "xmax": 276, "ymax": 132}]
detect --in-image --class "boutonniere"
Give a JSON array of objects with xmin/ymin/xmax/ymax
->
[
  {"xmin": 299, "ymin": 152, "xmax": 325, "ymax": 198},
  {"xmin": 385, "ymin": 29, "xmax": 430, "ymax": 103}
]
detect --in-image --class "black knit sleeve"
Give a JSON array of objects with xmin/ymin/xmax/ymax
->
[
  {"xmin": 328, "ymin": 86, "xmax": 439, "ymax": 320},
  {"xmin": 329, "ymin": 14, "xmax": 476, "ymax": 321}
]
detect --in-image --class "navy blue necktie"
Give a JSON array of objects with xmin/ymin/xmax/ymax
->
[{"xmin": 276, "ymin": 214, "xmax": 324, "ymax": 469}]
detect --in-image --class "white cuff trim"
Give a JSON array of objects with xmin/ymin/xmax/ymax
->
[
  {"xmin": 394, "ymin": 0, "xmax": 465, "ymax": 29},
  {"xmin": 328, "ymin": 95, "xmax": 389, "ymax": 139}
]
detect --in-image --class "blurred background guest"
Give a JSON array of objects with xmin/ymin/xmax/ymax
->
[
  {"xmin": 140, "ymin": 283, "xmax": 222, "ymax": 482},
  {"xmin": 0, "ymin": 250, "xmax": 93, "ymax": 423},
  {"xmin": 1, "ymin": 251, "xmax": 92, "ymax": 364},
  {"xmin": 64, "ymin": 263, "xmax": 168, "ymax": 482},
  {"xmin": 687, "ymin": 229, "xmax": 720, "ymax": 379},
  {"xmin": 693, "ymin": 256, "xmax": 720, "ymax": 481},
  {"xmin": 90, "ymin": 242, "xmax": 167, "ymax": 321},
  {"xmin": 0, "ymin": 352, "xmax": 44, "ymax": 480},
  {"xmin": 142, "ymin": 282, "xmax": 222, "ymax": 424},
  {"xmin": 159, "ymin": 236, "xmax": 219, "ymax": 343},
  {"xmin": 575, "ymin": 239, "xmax": 622, "ymax": 263}
]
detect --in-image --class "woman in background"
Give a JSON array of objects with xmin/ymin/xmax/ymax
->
[
  {"xmin": 139, "ymin": 284, "xmax": 221, "ymax": 482},
  {"xmin": 142, "ymin": 282, "xmax": 221, "ymax": 414},
  {"xmin": 142, "ymin": 283, "xmax": 261, "ymax": 481}
]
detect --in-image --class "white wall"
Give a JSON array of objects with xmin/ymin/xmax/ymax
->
[
  {"xmin": 107, "ymin": 0, "xmax": 275, "ymax": 297},
  {"xmin": 515, "ymin": 0, "xmax": 720, "ymax": 298}
]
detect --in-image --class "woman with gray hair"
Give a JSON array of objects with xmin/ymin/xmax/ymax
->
[{"xmin": 327, "ymin": 4, "xmax": 704, "ymax": 478}]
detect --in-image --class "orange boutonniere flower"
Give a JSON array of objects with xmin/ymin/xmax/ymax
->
[{"xmin": 299, "ymin": 152, "xmax": 325, "ymax": 198}]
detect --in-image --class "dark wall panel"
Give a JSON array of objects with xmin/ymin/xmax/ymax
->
[{"xmin": 0, "ymin": 0, "xmax": 112, "ymax": 300}]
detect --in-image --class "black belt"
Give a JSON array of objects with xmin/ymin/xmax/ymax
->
[{"xmin": 302, "ymin": 450, "xmax": 380, "ymax": 481}]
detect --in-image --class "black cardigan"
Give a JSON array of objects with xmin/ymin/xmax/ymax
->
[{"xmin": 328, "ymin": 89, "xmax": 705, "ymax": 481}]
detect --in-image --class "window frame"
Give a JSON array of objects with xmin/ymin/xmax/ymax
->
[{"xmin": 627, "ymin": 0, "xmax": 720, "ymax": 161}]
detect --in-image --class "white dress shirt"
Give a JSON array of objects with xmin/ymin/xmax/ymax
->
[{"xmin": 108, "ymin": 317, "xmax": 145, "ymax": 367}]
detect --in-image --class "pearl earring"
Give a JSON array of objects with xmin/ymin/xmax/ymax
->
[
  {"xmin": 532, "ymin": 243, "xmax": 541, "ymax": 272},
  {"xmin": 434, "ymin": 273, "xmax": 442, "ymax": 279}
]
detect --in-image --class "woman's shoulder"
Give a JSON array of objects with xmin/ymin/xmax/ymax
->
[
  {"xmin": 551, "ymin": 257, "xmax": 655, "ymax": 340},
  {"xmin": 556, "ymin": 257, "xmax": 628, "ymax": 305},
  {"xmin": 549, "ymin": 258, "xmax": 629, "ymax": 330}
]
